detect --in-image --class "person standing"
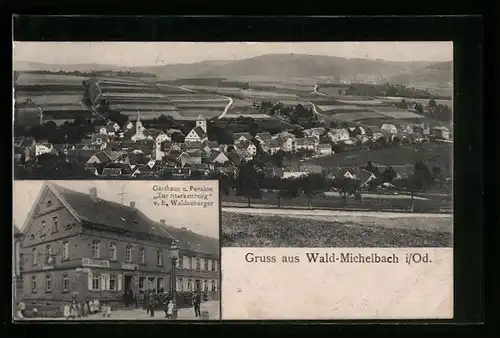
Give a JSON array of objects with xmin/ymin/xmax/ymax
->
[
  {"xmin": 148, "ymin": 292, "xmax": 156, "ymax": 317},
  {"xmin": 18, "ymin": 300, "xmax": 26, "ymax": 318},
  {"xmin": 63, "ymin": 302, "xmax": 70, "ymax": 320},
  {"xmin": 166, "ymin": 299, "xmax": 174, "ymax": 319},
  {"xmin": 193, "ymin": 291, "xmax": 201, "ymax": 317}
]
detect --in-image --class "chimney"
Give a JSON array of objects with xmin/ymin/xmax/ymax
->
[
  {"xmin": 160, "ymin": 219, "xmax": 165, "ymax": 225},
  {"xmin": 89, "ymin": 187, "xmax": 97, "ymax": 201},
  {"xmin": 129, "ymin": 201, "xmax": 136, "ymax": 209}
]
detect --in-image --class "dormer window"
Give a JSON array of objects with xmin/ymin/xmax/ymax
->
[{"xmin": 46, "ymin": 200, "xmax": 52, "ymax": 207}]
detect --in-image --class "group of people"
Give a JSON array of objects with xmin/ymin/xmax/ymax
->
[
  {"xmin": 62, "ymin": 298, "xmax": 107, "ymax": 319},
  {"xmin": 138, "ymin": 288, "xmax": 174, "ymax": 318}
]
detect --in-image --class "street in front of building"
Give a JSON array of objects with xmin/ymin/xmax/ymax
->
[{"xmin": 15, "ymin": 300, "xmax": 220, "ymax": 321}]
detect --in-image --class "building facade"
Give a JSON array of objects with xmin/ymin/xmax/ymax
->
[
  {"xmin": 18, "ymin": 182, "xmax": 220, "ymax": 312},
  {"xmin": 19, "ymin": 183, "xmax": 174, "ymax": 307}
]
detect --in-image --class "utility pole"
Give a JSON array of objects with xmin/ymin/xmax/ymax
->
[{"xmin": 118, "ymin": 186, "xmax": 126, "ymax": 205}]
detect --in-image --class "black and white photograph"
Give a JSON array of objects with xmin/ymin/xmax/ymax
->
[
  {"xmin": 12, "ymin": 180, "xmax": 220, "ymax": 321},
  {"xmin": 13, "ymin": 42, "xmax": 453, "ymax": 248}
]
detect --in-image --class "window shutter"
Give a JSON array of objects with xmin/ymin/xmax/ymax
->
[
  {"xmin": 101, "ymin": 274, "xmax": 106, "ymax": 291},
  {"xmin": 88, "ymin": 272, "xmax": 93, "ymax": 291},
  {"xmin": 117, "ymin": 274, "xmax": 123, "ymax": 291}
]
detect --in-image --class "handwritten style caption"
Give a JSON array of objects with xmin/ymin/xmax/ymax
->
[
  {"xmin": 152, "ymin": 184, "xmax": 215, "ymax": 208},
  {"xmin": 243, "ymin": 252, "xmax": 432, "ymax": 265}
]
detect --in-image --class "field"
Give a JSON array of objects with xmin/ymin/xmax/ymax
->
[
  {"xmin": 371, "ymin": 106, "xmax": 425, "ymax": 119},
  {"xmin": 376, "ymin": 96, "xmax": 453, "ymax": 107},
  {"xmin": 15, "ymin": 94, "xmax": 84, "ymax": 106},
  {"xmin": 305, "ymin": 143, "xmax": 452, "ymax": 169},
  {"xmin": 316, "ymin": 85, "xmax": 351, "ymax": 95},
  {"xmin": 323, "ymin": 111, "xmax": 389, "ymax": 122},
  {"xmin": 221, "ymin": 212, "xmax": 452, "ymax": 247},
  {"xmin": 15, "ymin": 73, "xmax": 86, "ymax": 87}
]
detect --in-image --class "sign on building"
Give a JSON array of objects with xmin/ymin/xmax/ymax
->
[
  {"xmin": 122, "ymin": 263, "xmax": 138, "ymax": 271},
  {"xmin": 82, "ymin": 258, "xmax": 110, "ymax": 268},
  {"xmin": 43, "ymin": 255, "xmax": 55, "ymax": 270}
]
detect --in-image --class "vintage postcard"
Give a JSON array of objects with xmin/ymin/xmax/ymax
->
[
  {"xmin": 12, "ymin": 180, "xmax": 220, "ymax": 320},
  {"xmin": 13, "ymin": 41, "xmax": 453, "ymax": 320}
]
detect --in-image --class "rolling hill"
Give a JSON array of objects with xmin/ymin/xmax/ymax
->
[{"xmin": 14, "ymin": 54, "xmax": 452, "ymax": 86}]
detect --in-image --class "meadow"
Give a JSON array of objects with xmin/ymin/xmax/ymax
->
[
  {"xmin": 221, "ymin": 212, "xmax": 452, "ymax": 247},
  {"xmin": 305, "ymin": 143, "xmax": 452, "ymax": 169}
]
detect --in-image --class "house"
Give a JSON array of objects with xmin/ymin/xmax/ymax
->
[
  {"xmin": 185, "ymin": 126, "xmax": 208, "ymax": 143},
  {"xmin": 90, "ymin": 134, "xmax": 109, "ymax": 149},
  {"xmin": 233, "ymin": 132, "xmax": 253, "ymax": 142},
  {"xmin": 304, "ymin": 127, "xmax": 326, "ymax": 139},
  {"xmin": 381, "ymin": 123, "xmax": 398, "ymax": 134},
  {"xmin": 237, "ymin": 140, "xmax": 257, "ymax": 156},
  {"xmin": 293, "ymin": 137, "xmax": 316, "ymax": 152},
  {"xmin": 255, "ymin": 132, "xmax": 273, "ymax": 144},
  {"xmin": 317, "ymin": 143, "xmax": 333, "ymax": 156},
  {"xmin": 357, "ymin": 169, "xmax": 377, "ymax": 187},
  {"xmin": 327, "ymin": 128, "xmax": 350, "ymax": 143},
  {"xmin": 35, "ymin": 143, "xmax": 53, "ymax": 157},
  {"xmin": 86, "ymin": 151, "xmax": 112, "ymax": 165},
  {"xmin": 179, "ymin": 153, "xmax": 202, "ymax": 167},
  {"xmin": 155, "ymin": 133, "xmax": 172, "ymax": 146},
  {"xmin": 282, "ymin": 171, "xmax": 308, "ymax": 179},
  {"xmin": 18, "ymin": 183, "xmax": 178, "ymax": 310},
  {"xmin": 298, "ymin": 164, "xmax": 323, "ymax": 175},
  {"xmin": 101, "ymin": 167, "xmax": 123, "ymax": 177},
  {"xmin": 19, "ymin": 137, "xmax": 36, "ymax": 148},
  {"xmin": 156, "ymin": 221, "xmax": 219, "ymax": 295},
  {"xmin": 356, "ymin": 134, "xmax": 370, "ymax": 144},
  {"xmin": 131, "ymin": 165, "xmax": 157, "ymax": 177},
  {"xmin": 236, "ymin": 149, "xmax": 253, "ymax": 162},
  {"xmin": 398, "ymin": 124, "xmax": 414, "ymax": 134},
  {"xmin": 267, "ymin": 139, "xmax": 282, "ymax": 155},
  {"xmin": 208, "ymin": 150, "xmax": 230, "ymax": 165},
  {"xmin": 431, "ymin": 126, "xmax": 451, "ymax": 140},
  {"xmin": 226, "ymin": 151, "xmax": 243, "ymax": 166}
]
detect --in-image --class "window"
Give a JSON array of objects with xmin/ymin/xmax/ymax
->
[
  {"xmin": 179, "ymin": 256, "xmax": 184, "ymax": 269},
  {"xmin": 45, "ymin": 274, "xmax": 52, "ymax": 292},
  {"xmin": 46, "ymin": 200, "xmax": 52, "ymax": 207},
  {"xmin": 210, "ymin": 280, "xmax": 214, "ymax": 292},
  {"xmin": 157, "ymin": 250, "xmax": 163, "ymax": 266},
  {"xmin": 32, "ymin": 248, "xmax": 37, "ymax": 265},
  {"xmin": 187, "ymin": 279, "xmax": 193, "ymax": 291},
  {"xmin": 31, "ymin": 276, "xmax": 37, "ymax": 292},
  {"xmin": 92, "ymin": 273, "xmax": 100, "ymax": 290},
  {"xmin": 177, "ymin": 278, "xmax": 183, "ymax": 291},
  {"xmin": 213, "ymin": 260, "xmax": 218, "ymax": 271},
  {"xmin": 52, "ymin": 216, "xmax": 58, "ymax": 233},
  {"xmin": 203, "ymin": 279, "xmax": 208, "ymax": 291},
  {"xmin": 196, "ymin": 257, "xmax": 200, "ymax": 270},
  {"xmin": 139, "ymin": 248, "xmax": 145, "ymax": 264},
  {"xmin": 92, "ymin": 240, "xmax": 100, "ymax": 258},
  {"xmin": 204, "ymin": 258, "xmax": 208, "ymax": 271},
  {"xmin": 40, "ymin": 221, "xmax": 47, "ymax": 236},
  {"xmin": 110, "ymin": 275, "xmax": 117, "ymax": 291},
  {"xmin": 188, "ymin": 257, "xmax": 193, "ymax": 270},
  {"xmin": 46, "ymin": 244, "xmax": 52, "ymax": 256},
  {"xmin": 177, "ymin": 255, "xmax": 182, "ymax": 268},
  {"xmin": 139, "ymin": 277, "xmax": 145, "ymax": 290},
  {"xmin": 62, "ymin": 273, "xmax": 69, "ymax": 292},
  {"xmin": 213, "ymin": 280, "xmax": 218, "ymax": 292},
  {"xmin": 109, "ymin": 243, "xmax": 117, "ymax": 260},
  {"xmin": 208, "ymin": 259, "xmax": 212, "ymax": 271},
  {"xmin": 63, "ymin": 241, "xmax": 69, "ymax": 260},
  {"xmin": 125, "ymin": 246, "xmax": 132, "ymax": 262}
]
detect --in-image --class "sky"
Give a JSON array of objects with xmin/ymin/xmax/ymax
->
[
  {"xmin": 13, "ymin": 180, "xmax": 219, "ymax": 238},
  {"xmin": 13, "ymin": 42, "xmax": 453, "ymax": 67}
]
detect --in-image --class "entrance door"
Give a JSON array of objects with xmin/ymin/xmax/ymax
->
[
  {"xmin": 124, "ymin": 275, "xmax": 132, "ymax": 293},
  {"xmin": 195, "ymin": 280, "xmax": 201, "ymax": 292},
  {"xmin": 157, "ymin": 278, "xmax": 163, "ymax": 292}
]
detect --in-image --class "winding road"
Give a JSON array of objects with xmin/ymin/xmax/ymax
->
[
  {"xmin": 217, "ymin": 96, "xmax": 234, "ymax": 120},
  {"xmin": 313, "ymin": 84, "xmax": 326, "ymax": 96}
]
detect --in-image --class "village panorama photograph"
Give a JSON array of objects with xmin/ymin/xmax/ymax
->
[
  {"xmin": 12, "ymin": 180, "xmax": 220, "ymax": 320},
  {"xmin": 13, "ymin": 42, "xmax": 452, "ymax": 248}
]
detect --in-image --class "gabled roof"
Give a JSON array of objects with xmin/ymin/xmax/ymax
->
[
  {"xmin": 268, "ymin": 139, "xmax": 282, "ymax": 148},
  {"xmin": 24, "ymin": 183, "xmax": 175, "ymax": 242},
  {"xmin": 208, "ymin": 150, "xmax": 229, "ymax": 162},
  {"xmin": 102, "ymin": 167, "xmax": 122, "ymax": 175},
  {"xmin": 256, "ymin": 132, "xmax": 272, "ymax": 141},
  {"xmin": 156, "ymin": 222, "xmax": 219, "ymax": 257},
  {"xmin": 91, "ymin": 151, "xmax": 112, "ymax": 163},
  {"xmin": 238, "ymin": 140, "xmax": 255, "ymax": 149},
  {"xmin": 234, "ymin": 132, "xmax": 252, "ymax": 140},
  {"xmin": 188, "ymin": 126, "xmax": 207, "ymax": 139}
]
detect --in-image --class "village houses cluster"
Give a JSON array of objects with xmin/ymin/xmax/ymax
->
[{"xmin": 14, "ymin": 113, "xmax": 452, "ymax": 179}]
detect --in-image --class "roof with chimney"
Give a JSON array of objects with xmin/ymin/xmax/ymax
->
[
  {"xmin": 156, "ymin": 222, "xmax": 219, "ymax": 258},
  {"xmin": 24, "ymin": 182, "xmax": 175, "ymax": 242}
]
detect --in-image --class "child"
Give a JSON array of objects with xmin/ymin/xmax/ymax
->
[
  {"xmin": 166, "ymin": 300, "xmax": 173, "ymax": 319},
  {"xmin": 63, "ymin": 303, "xmax": 70, "ymax": 320},
  {"xmin": 105, "ymin": 303, "xmax": 112, "ymax": 318}
]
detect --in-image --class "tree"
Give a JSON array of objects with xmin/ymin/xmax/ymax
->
[
  {"xmin": 299, "ymin": 173, "xmax": 328, "ymax": 209},
  {"xmin": 404, "ymin": 161, "xmax": 435, "ymax": 212},
  {"xmin": 249, "ymin": 122, "xmax": 260, "ymax": 137},
  {"xmin": 291, "ymin": 128, "xmax": 305, "ymax": 138},
  {"xmin": 171, "ymin": 132, "xmax": 185, "ymax": 143},
  {"xmin": 332, "ymin": 177, "xmax": 362, "ymax": 206},
  {"xmin": 380, "ymin": 166, "xmax": 398, "ymax": 183},
  {"xmin": 235, "ymin": 161, "xmax": 261, "ymax": 207}
]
